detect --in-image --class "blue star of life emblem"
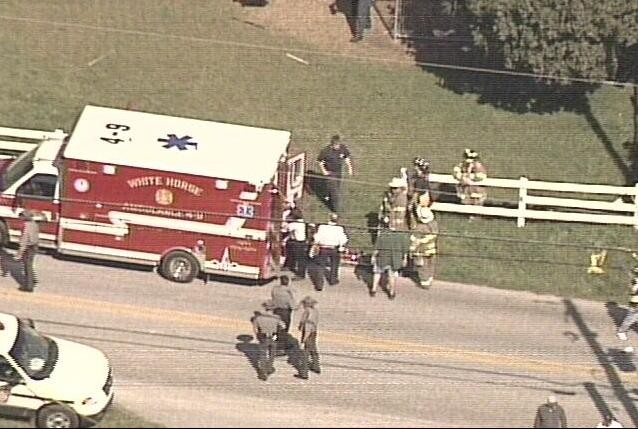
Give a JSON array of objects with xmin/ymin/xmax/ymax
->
[{"xmin": 158, "ymin": 134, "xmax": 198, "ymax": 150}]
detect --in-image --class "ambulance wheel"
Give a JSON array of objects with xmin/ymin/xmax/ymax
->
[
  {"xmin": 160, "ymin": 251, "xmax": 200, "ymax": 283},
  {"xmin": 0, "ymin": 221, "xmax": 7, "ymax": 248},
  {"xmin": 36, "ymin": 405, "xmax": 79, "ymax": 428}
]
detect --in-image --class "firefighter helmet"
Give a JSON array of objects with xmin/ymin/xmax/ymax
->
[
  {"xmin": 464, "ymin": 148, "xmax": 479, "ymax": 160},
  {"xmin": 414, "ymin": 157, "xmax": 430, "ymax": 169}
]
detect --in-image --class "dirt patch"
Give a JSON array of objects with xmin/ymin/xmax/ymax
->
[{"xmin": 232, "ymin": 0, "xmax": 415, "ymax": 65}]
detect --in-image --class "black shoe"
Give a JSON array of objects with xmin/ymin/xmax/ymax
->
[
  {"xmin": 369, "ymin": 290, "xmax": 376, "ymax": 297},
  {"xmin": 350, "ymin": 36, "xmax": 362, "ymax": 43},
  {"xmin": 18, "ymin": 287, "xmax": 33, "ymax": 293},
  {"xmin": 294, "ymin": 374, "xmax": 309, "ymax": 380},
  {"xmin": 389, "ymin": 293, "xmax": 396, "ymax": 300},
  {"xmin": 310, "ymin": 368, "xmax": 321, "ymax": 374},
  {"xmin": 258, "ymin": 374, "xmax": 268, "ymax": 381}
]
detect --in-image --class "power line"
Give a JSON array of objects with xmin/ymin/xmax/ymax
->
[{"xmin": 0, "ymin": 14, "xmax": 636, "ymax": 89}]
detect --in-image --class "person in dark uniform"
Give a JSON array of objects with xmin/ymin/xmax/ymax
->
[
  {"xmin": 351, "ymin": 0, "xmax": 374, "ymax": 42},
  {"xmin": 296, "ymin": 296, "xmax": 320, "ymax": 380},
  {"xmin": 251, "ymin": 301, "xmax": 286, "ymax": 381},
  {"xmin": 317, "ymin": 135, "xmax": 353, "ymax": 214},
  {"xmin": 15, "ymin": 209, "xmax": 39, "ymax": 292}
]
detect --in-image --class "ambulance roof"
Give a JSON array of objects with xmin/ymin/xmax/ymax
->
[
  {"xmin": 0, "ymin": 313, "xmax": 18, "ymax": 355},
  {"xmin": 64, "ymin": 106, "xmax": 292, "ymax": 185}
]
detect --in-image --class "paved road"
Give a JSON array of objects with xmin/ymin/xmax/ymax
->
[{"xmin": 1, "ymin": 252, "xmax": 637, "ymax": 427}]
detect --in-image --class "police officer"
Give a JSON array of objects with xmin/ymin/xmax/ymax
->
[
  {"xmin": 313, "ymin": 214, "xmax": 349, "ymax": 287},
  {"xmin": 251, "ymin": 301, "xmax": 286, "ymax": 381},
  {"xmin": 271, "ymin": 275, "xmax": 296, "ymax": 333},
  {"xmin": 16, "ymin": 209, "xmax": 39, "ymax": 292},
  {"xmin": 410, "ymin": 200, "xmax": 439, "ymax": 289},
  {"xmin": 452, "ymin": 149, "xmax": 487, "ymax": 217},
  {"xmin": 296, "ymin": 296, "xmax": 320, "ymax": 380},
  {"xmin": 379, "ymin": 177, "xmax": 409, "ymax": 231},
  {"xmin": 317, "ymin": 135, "xmax": 353, "ymax": 214}
]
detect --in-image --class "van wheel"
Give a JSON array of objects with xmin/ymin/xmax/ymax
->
[
  {"xmin": 0, "ymin": 221, "xmax": 8, "ymax": 248},
  {"xmin": 160, "ymin": 251, "xmax": 200, "ymax": 283},
  {"xmin": 36, "ymin": 405, "xmax": 79, "ymax": 428}
]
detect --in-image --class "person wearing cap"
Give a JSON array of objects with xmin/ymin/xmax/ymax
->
[
  {"xmin": 616, "ymin": 294, "xmax": 638, "ymax": 342},
  {"xmin": 251, "ymin": 301, "xmax": 286, "ymax": 381},
  {"xmin": 312, "ymin": 214, "xmax": 349, "ymax": 288},
  {"xmin": 534, "ymin": 396, "xmax": 567, "ymax": 428},
  {"xmin": 15, "ymin": 209, "xmax": 40, "ymax": 292},
  {"xmin": 296, "ymin": 296, "xmax": 320, "ymax": 380},
  {"xmin": 370, "ymin": 217, "xmax": 411, "ymax": 299},
  {"xmin": 317, "ymin": 134, "xmax": 353, "ymax": 214},
  {"xmin": 379, "ymin": 177, "xmax": 409, "ymax": 231},
  {"xmin": 405, "ymin": 158, "xmax": 432, "ymax": 228},
  {"xmin": 409, "ymin": 200, "xmax": 439, "ymax": 289},
  {"xmin": 452, "ymin": 149, "xmax": 488, "ymax": 217}
]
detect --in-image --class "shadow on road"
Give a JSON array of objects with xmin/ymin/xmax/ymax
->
[
  {"xmin": 564, "ymin": 298, "xmax": 638, "ymax": 427},
  {"xmin": 0, "ymin": 247, "xmax": 29, "ymax": 289},
  {"xmin": 235, "ymin": 334, "xmax": 261, "ymax": 377}
]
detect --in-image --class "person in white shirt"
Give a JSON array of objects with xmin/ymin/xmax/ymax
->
[
  {"xmin": 284, "ymin": 208, "xmax": 308, "ymax": 280},
  {"xmin": 312, "ymin": 214, "xmax": 348, "ymax": 287}
]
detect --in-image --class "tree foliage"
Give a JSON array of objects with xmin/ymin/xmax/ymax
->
[{"xmin": 465, "ymin": 0, "xmax": 638, "ymax": 83}]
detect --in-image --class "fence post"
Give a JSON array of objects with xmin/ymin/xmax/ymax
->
[
  {"xmin": 634, "ymin": 183, "xmax": 638, "ymax": 230},
  {"xmin": 517, "ymin": 176, "xmax": 528, "ymax": 228}
]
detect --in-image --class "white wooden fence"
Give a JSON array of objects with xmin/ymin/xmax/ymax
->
[
  {"xmin": 428, "ymin": 173, "xmax": 638, "ymax": 228},
  {"xmin": 0, "ymin": 126, "xmax": 67, "ymax": 154}
]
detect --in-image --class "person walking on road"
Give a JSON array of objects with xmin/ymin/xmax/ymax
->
[
  {"xmin": 370, "ymin": 219, "xmax": 411, "ymax": 299},
  {"xmin": 616, "ymin": 295, "xmax": 638, "ymax": 343},
  {"xmin": 271, "ymin": 275, "xmax": 296, "ymax": 352},
  {"xmin": 251, "ymin": 301, "xmax": 286, "ymax": 381},
  {"xmin": 318, "ymin": 134, "xmax": 353, "ymax": 214},
  {"xmin": 534, "ymin": 396, "xmax": 567, "ymax": 428},
  {"xmin": 15, "ymin": 209, "xmax": 40, "ymax": 292},
  {"xmin": 296, "ymin": 296, "xmax": 320, "ymax": 380},
  {"xmin": 312, "ymin": 214, "xmax": 349, "ymax": 289}
]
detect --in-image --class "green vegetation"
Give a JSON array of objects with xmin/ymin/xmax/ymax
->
[{"xmin": 0, "ymin": 0, "xmax": 635, "ymax": 301}]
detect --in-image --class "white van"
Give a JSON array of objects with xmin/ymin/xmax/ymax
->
[{"xmin": 0, "ymin": 313, "xmax": 113, "ymax": 428}]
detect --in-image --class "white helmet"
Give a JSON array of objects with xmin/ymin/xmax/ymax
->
[{"xmin": 417, "ymin": 206, "xmax": 434, "ymax": 224}]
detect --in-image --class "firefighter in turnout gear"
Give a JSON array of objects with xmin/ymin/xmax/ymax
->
[
  {"xmin": 379, "ymin": 177, "xmax": 409, "ymax": 231},
  {"xmin": 405, "ymin": 157, "xmax": 432, "ymax": 228},
  {"xmin": 409, "ymin": 196, "xmax": 438, "ymax": 289},
  {"xmin": 453, "ymin": 149, "xmax": 487, "ymax": 208}
]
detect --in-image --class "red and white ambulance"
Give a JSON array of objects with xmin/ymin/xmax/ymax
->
[{"xmin": 0, "ymin": 106, "xmax": 305, "ymax": 282}]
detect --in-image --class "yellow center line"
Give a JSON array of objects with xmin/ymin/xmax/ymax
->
[{"xmin": 1, "ymin": 289, "xmax": 628, "ymax": 382}]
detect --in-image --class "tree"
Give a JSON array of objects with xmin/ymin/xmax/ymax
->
[{"xmin": 465, "ymin": 0, "xmax": 638, "ymax": 142}]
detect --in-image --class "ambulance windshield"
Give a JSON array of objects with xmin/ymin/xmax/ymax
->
[{"xmin": 1, "ymin": 147, "xmax": 36, "ymax": 192}]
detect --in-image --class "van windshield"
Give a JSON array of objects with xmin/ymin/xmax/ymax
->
[
  {"xmin": 9, "ymin": 319, "xmax": 58, "ymax": 380},
  {"xmin": 1, "ymin": 147, "xmax": 37, "ymax": 192}
]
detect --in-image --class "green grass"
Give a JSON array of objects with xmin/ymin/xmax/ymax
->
[
  {"xmin": 0, "ymin": 405, "xmax": 161, "ymax": 428},
  {"xmin": 0, "ymin": 0, "xmax": 635, "ymax": 301}
]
